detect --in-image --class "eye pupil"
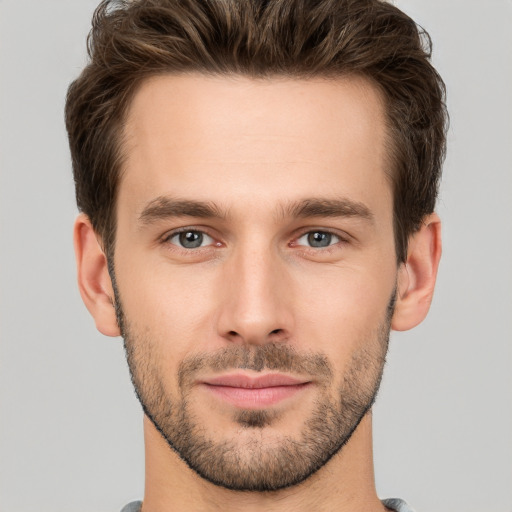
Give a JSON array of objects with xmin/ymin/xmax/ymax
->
[
  {"xmin": 307, "ymin": 231, "xmax": 331, "ymax": 248},
  {"xmin": 179, "ymin": 231, "xmax": 203, "ymax": 248}
]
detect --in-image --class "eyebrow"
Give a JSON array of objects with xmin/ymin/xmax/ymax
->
[
  {"xmin": 138, "ymin": 197, "xmax": 225, "ymax": 225},
  {"xmin": 138, "ymin": 196, "xmax": 374, "ymax": 226},
  {"xmin": 282, "ymin": 198, "xmax": 374, "ymax": 223}
]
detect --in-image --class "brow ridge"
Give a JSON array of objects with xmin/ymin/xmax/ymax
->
[
  {"xmin": 138, "ymin": 197, "xmax": 225, "ymax": 225},
  {"xmin": 283, "ymin": 198, "xmax": 374, "ymax": 222},
  {"xmin": 138, "ymin": 195, "xmax": 374, "ymax": 226}
]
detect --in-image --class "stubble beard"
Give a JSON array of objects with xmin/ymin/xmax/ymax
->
[{"xmin": 112, "ymin": 272, "xmax": 392, "ymax": 492}]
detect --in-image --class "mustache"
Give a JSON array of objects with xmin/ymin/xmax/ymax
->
[{"xmin": 178, "ymin": 343, "xmax": 332, "ymax": 389}]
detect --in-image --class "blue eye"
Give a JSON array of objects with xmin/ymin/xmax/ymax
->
[
  {"xmin": 296, "ymin": 231, "xmax": 340, "ymax": 248},
  {"xmin": 168, "ymin": 230, "xmax": 214, "ymax": 249}
]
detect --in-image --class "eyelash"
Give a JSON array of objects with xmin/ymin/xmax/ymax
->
[
  {"xmin": 160, "ymin": 227, "xmax": 349, "ymax": 253},
  {"xmin": 161, "ymin": 227, "xmax": 220, "ymax": 250},
  {"xmin": 291, "ymin": 229, "xmax": 348, "ymax": 251}
]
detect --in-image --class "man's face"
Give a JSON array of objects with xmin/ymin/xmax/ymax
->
[{"xmin": 112, "ymin": 74, "xmax": 398, "ymax": 491}]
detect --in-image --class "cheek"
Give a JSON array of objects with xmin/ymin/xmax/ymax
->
[
  {"xmin": 115, "ymin": 257, "xmax": 222, "ymax": 362},
  {"xmin": 291, "ymin": 263, "xmax": 395, "ymax": 363}
]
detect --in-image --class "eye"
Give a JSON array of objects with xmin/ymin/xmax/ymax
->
[
  {"xmin": 167, "ymin": 230, "xmax": 214, "ymax": 249},
  {"xmin": 295, "ymin": 231, "xmax": 341, "ymax": 248}
]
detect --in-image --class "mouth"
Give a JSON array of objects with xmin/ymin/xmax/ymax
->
[{"xmin": 199, "ymin": 373, "xmax": 312, "ymax": 409}]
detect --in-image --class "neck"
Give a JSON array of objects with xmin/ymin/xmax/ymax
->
[{"xmin": 141, "ymin": 412, "xmax": 387, "ymax": 512}]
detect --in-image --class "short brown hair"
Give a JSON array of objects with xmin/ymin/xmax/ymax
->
[{"xmin": 65, "ymin": 0, "xmax": 447, "ymax": 262}]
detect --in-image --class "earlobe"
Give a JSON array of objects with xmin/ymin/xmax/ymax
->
[
  {"xmin": 73, "ymin": 214, "xmax": 121, "ymax": 337},
  {"xmin": 391, "ymin": 213, "xmax": 442, "ymax": 332}
]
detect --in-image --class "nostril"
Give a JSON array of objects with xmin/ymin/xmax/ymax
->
[
  {"xmin": 222, "ymin": 328, "xmax": 287, "ymax": 344},
  {"xmin": 268, "ymin": 328, "xmax": 288, "ymax": 343}
]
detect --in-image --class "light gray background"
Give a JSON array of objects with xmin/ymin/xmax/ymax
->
[{"xmin": 1, "ymin": 1, "xmax": 511, "ymax": 511}]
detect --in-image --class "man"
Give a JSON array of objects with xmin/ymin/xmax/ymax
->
[{"xmin": 65, "ymin": 0, "xmax": 446, "ymax": 510}]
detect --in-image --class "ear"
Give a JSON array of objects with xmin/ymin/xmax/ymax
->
[
  {"xmin": 73, "ymin": 214, "xmax": 121, "ymax": 337},
  {"xmin": 391, "ymin": 213, "xmax": 442, "ymax": 331}
]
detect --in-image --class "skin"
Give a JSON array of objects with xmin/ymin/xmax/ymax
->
[{"xmin": 74, "ymin": 74, "xmax": 441, "ymax": 512}]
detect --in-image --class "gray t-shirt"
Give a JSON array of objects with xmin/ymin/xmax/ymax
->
[{"xmin": 121, "ymin": 497, "xmax": 415, "ymax": 511}]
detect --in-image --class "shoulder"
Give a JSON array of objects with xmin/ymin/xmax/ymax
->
[
  {"xmin": 120, "ymin": 501, "xmax": 142, "ymax": 512},
  {"xmin": 382, "ymin": 498, "xmax": 416, "ymax": 512}
]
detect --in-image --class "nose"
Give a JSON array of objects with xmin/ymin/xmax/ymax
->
[{"xmin": 216, "ymin": 243, "xmax": 294, "ymax": 346}]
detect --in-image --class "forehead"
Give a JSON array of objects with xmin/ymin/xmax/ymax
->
[{"xmin": 120, "ymin": 73, "xmax": 391, "ymax": 218}]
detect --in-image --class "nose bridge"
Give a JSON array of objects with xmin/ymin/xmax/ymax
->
[{"xmin": 218, "ymin": 236, "xmax": 291, "ymax": 344}]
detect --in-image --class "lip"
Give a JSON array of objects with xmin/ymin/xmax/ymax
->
[{"xmin": 199, "ymin": 373, "xmax": 312, "ymax": 409}]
